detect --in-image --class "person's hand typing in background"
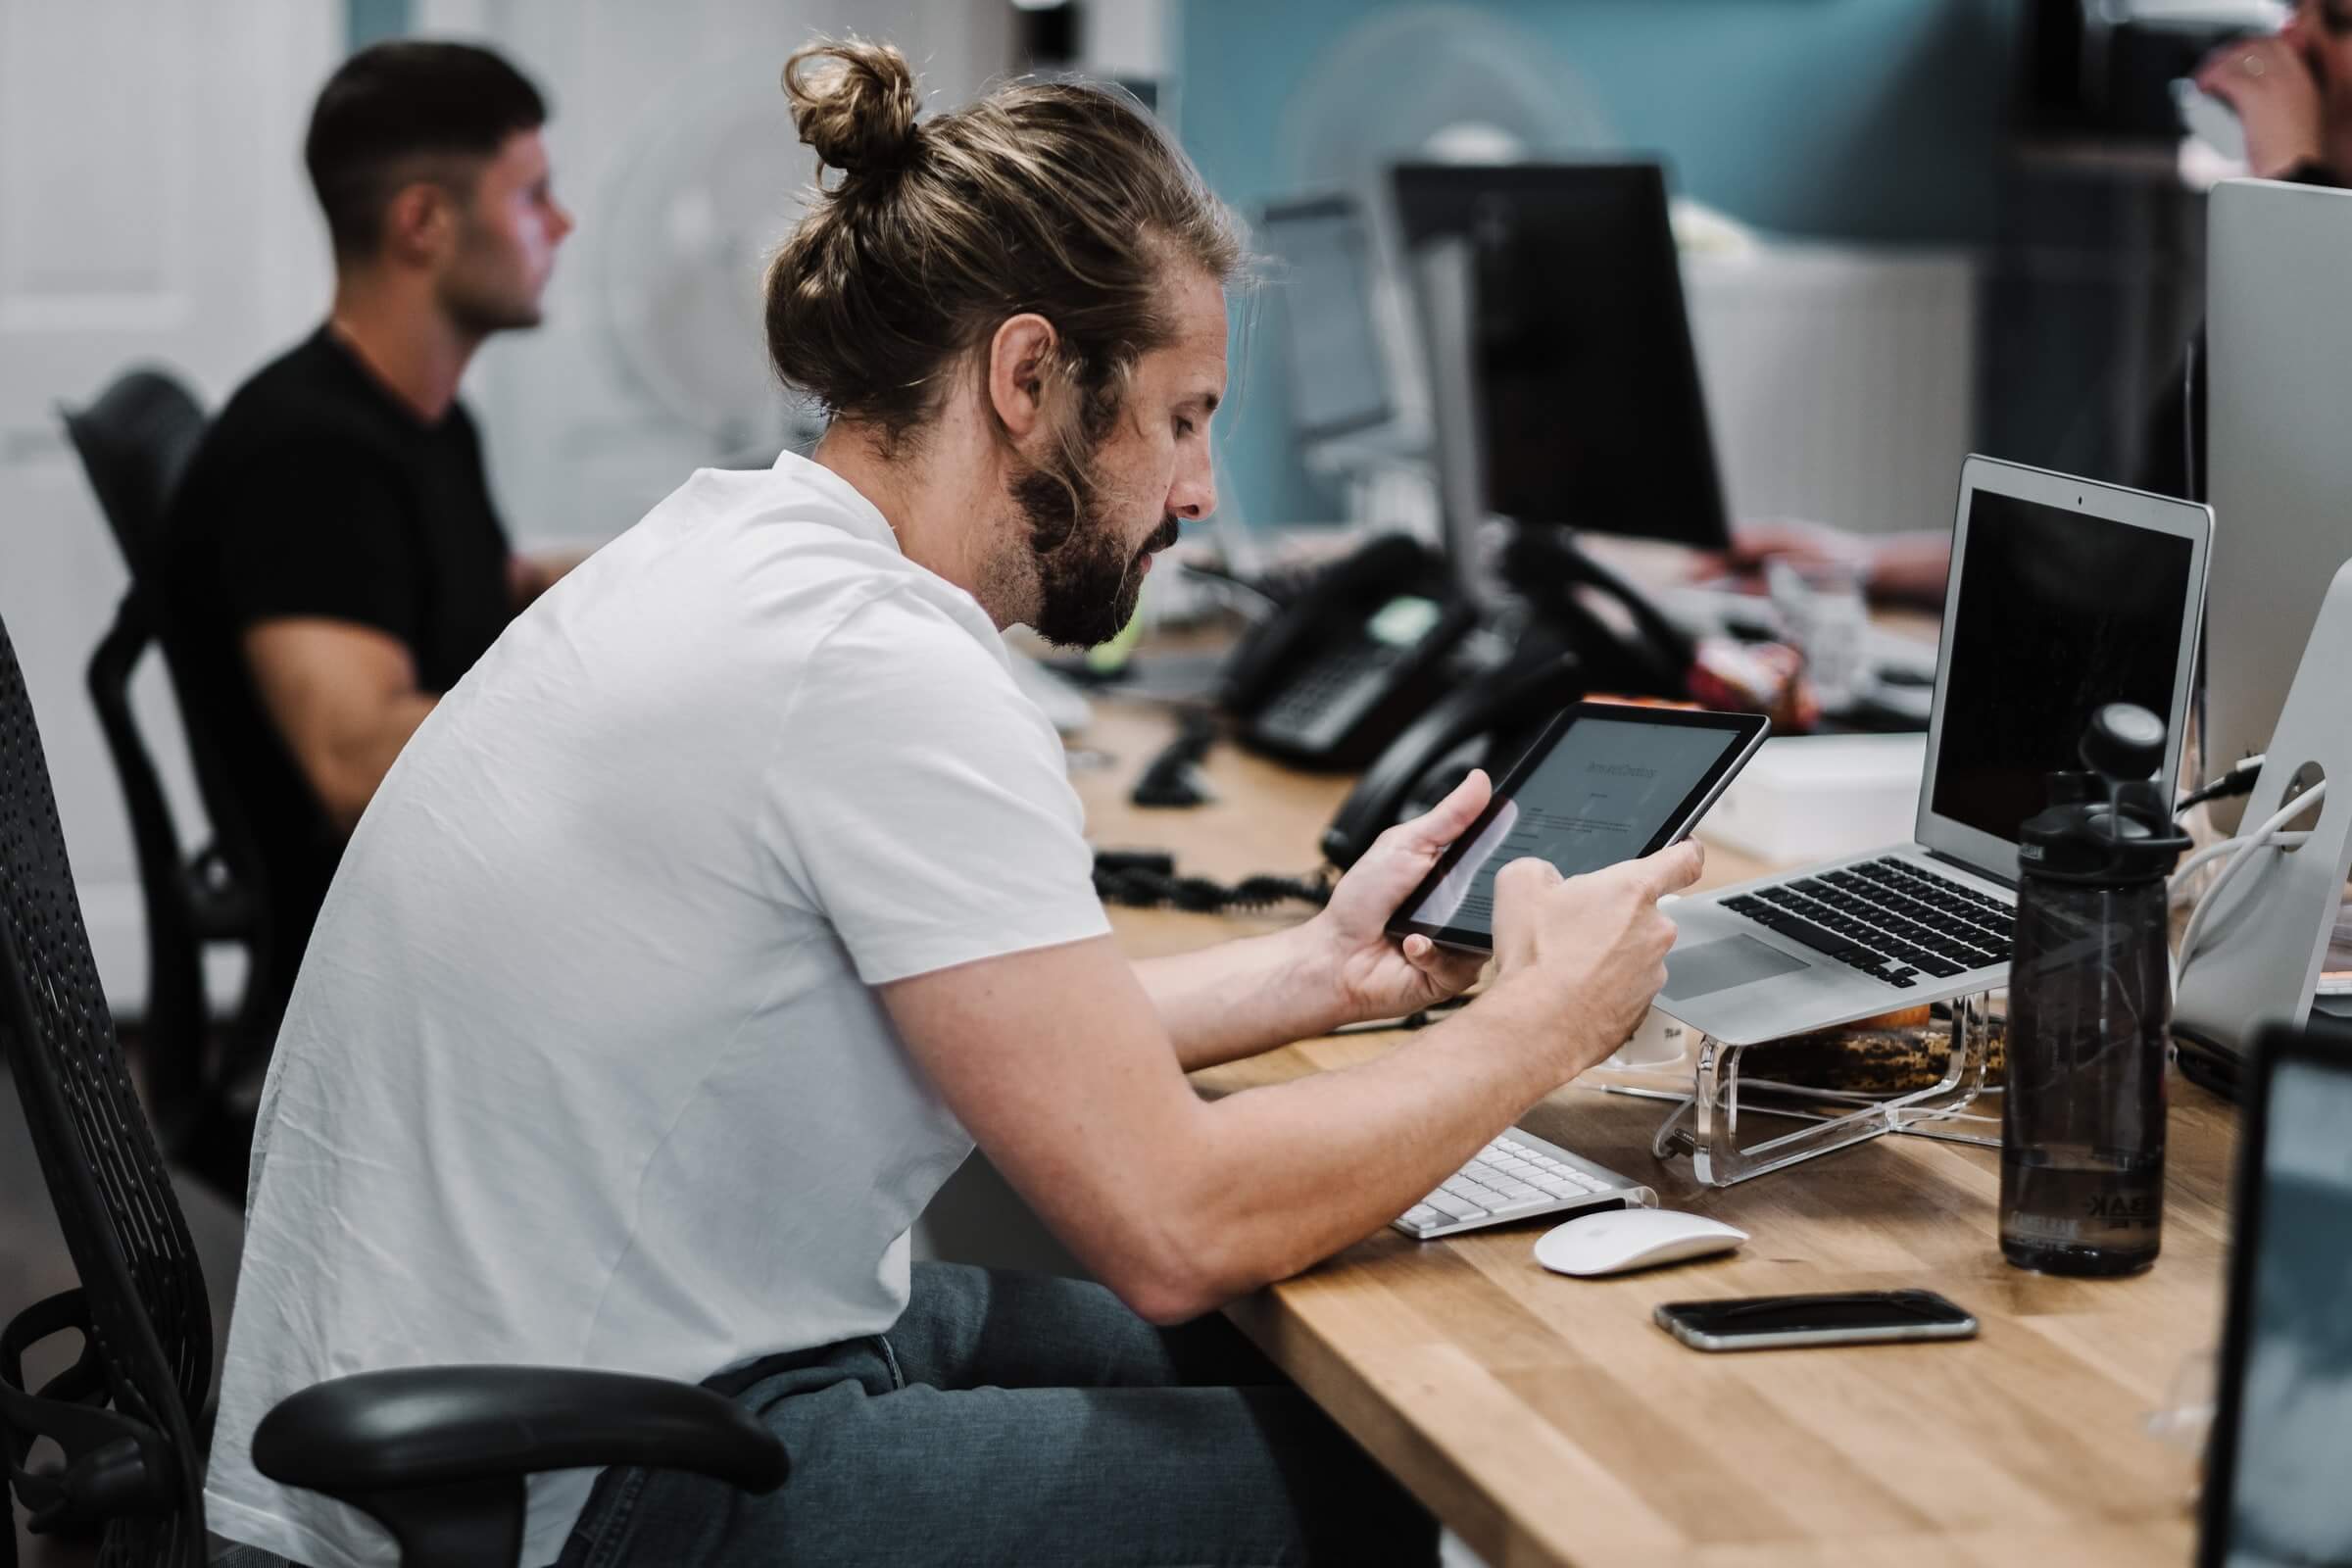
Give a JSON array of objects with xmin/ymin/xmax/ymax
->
[
  {"xmin": 1692, "ymin": 517, "xmax": 1952, "ymax": 608},
  {"xmin": 2195, "ymin": 0, "xmax": 2352, "ymax": 182}
]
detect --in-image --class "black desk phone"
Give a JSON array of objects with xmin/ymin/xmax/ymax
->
[
  {"xmin": 1217, "ymin": 530, "xmax": 1702, "ymax": 866},
  {"xmin": 1215, "ymin": 535, "xmax": 1483, "ymax": 771},
  {"xmin": 1318, "ymin": 640, "xmax": 1588, "ymax": 867}
]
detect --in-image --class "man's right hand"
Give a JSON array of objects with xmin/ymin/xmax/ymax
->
[{"xmin": 1488, "ymin": 840, "xmax": 1705, "ymax": 1079}]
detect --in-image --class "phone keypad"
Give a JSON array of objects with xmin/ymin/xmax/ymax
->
[{"xmin": 1258, "ymin": 641, "xmax": 1398, "ymax": 745}]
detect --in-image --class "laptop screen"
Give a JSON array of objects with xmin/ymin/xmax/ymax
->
[
  {"xmin": 2204, "ymin": 1045, "xmax": 2352, "ymax": 1567},
  {"xmin": 1927, "ymin": 488, "xmax": 2197, "ymax": 856}
]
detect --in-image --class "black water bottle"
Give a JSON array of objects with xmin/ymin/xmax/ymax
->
[{"xmin": 1999, "ymin": 704, "xmax": 2190, "ymax": 1276}]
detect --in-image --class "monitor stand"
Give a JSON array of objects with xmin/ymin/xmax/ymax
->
[{"xmin": 2175, "ymin": 560, "xmax": 2352, "ymax": 1065}]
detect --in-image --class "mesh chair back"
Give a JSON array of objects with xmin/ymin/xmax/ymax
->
[
  {"xmin": 60, "ymin": 367, "xmax": 280, "ymax": 1196},
  {"xmin": 58, "ymin": 368, "xmax": 205, "ymax": 582},
  {"xmin": 0, "ymin": 610, "xmax": 210, "ymax": 1566}
]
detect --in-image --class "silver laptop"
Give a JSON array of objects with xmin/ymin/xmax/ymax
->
[{"xmin": 1657, "ymin": 455, "xmax": 2210, "ymax": 1048}]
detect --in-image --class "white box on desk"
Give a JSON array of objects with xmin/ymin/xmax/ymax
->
[{"xmin": 1702, "ymin": 733, "xmax": 1926, "ymax": 864}]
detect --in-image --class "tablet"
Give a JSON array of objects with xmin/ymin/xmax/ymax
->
[{"xmin": 1388, "ymin": 703, "xmax": 1769, "ymax": 954}]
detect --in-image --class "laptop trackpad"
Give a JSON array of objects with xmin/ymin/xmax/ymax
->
[{"xmin": 1663, "ymin": 935, "xmax": 1810, "ymax": 1001}]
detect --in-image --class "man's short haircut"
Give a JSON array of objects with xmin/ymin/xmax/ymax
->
[{"xmin": 305, "ymin": 40, "xmax": 547, "ymax": 264}]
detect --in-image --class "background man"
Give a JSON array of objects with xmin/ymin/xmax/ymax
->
[{"xmin": 165, "ymin": 40, "xmax": 579, "ymax": 1029}]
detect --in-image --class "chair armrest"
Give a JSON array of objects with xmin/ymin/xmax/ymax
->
[{"xmin": 253, "ymin": 1365, "xmax": 788, "ymax": 1496}]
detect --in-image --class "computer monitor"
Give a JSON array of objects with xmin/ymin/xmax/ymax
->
[
  {"xmin": 2200, "ymin": 1019, "xmax": 2352, "ymax": 1568},
  {"xmin": 2203, "ymin": 177, "xmax": 2352, "ymax": 834},
  {"xmin": 1259, "ymin": 193, "xmax": 1396, "ymax": 445},
  {"xmin": 1389, "ymin": 161, "xmax": 1730, "ymax": 551}
]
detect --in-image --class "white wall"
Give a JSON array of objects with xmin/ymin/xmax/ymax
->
[
  {"xmin": 432, "ymin": 1, "xmax": 1017, "ymax": 551},
  {"xmin": 0, "ymin": 0, "xmax": 336, "ymax": 1008},
  {"xmin": 0, "ymin": 0, "xmax": 1014, "ymax": 1013}
]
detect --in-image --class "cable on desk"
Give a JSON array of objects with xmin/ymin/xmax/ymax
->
[{"xmin": 1092, "ymin": 850, "xmax": 1332, "ymax": 914}]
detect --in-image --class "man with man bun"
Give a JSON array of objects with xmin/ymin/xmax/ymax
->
[{"xmin": 205, "ymin": 39, "xmax": 1699, "ymax": 1567}]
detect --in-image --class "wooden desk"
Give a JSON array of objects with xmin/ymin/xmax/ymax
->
[{"xmin": 1074, "ymin": 699, "xmax": 2231, "ymax": 1568}]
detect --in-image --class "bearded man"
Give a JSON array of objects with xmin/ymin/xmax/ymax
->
[{"xmin": 203, "ymin": 38, "xmax": 1696, "ymax": 1568}]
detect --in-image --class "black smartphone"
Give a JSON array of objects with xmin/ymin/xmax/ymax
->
[
  {"xmin": 1654, "ymin": 1290, "xmax": 1979, "ymax": 1352},
  {"xmin": 1386, "ymin": 702, "xmax": 1769, "ymax": 955}
]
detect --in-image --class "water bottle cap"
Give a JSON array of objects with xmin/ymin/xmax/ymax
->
[
  {"xmin": 2080, "ymin": 703, "xmax": 2167, "ymax": 784},
  {"xmin": 2020, "ymin": 798, "xmax": 2189, "ymax": 883},
  {"xmin": 2023, "ymin": 708, "xmax": 2187, "ymax": 881}
]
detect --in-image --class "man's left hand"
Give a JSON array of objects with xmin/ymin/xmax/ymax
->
[{"xmin": 1306, "ymin": 770, "xmax": 1495, "ymax": 1025}]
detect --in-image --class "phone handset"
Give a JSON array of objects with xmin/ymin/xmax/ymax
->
[
  {"xmin": 1321, "ymin": 647, "xmax": 1587, "ymax": 869},
  {"xmin": 1500, "ymin": 528, "xmax": 1695, "ymax": 700}
]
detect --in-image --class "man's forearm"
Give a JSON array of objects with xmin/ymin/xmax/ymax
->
[
  {"xmin": 1134, "ymin": 923, "xmax": 1352, "ymax": 1072},
  {"xmin": 1159, "ymin": 980, "xmax": 1589, "ymax": 1310}
]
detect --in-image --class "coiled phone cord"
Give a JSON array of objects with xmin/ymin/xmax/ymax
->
[{"xmin": 1091, "ymin": 851, "xmax": 1332, "ymax": 913}]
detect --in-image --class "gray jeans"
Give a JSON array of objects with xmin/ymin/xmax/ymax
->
[
  {"xmin": 210, "ymin": 1264, "xmax": 1434, "ymax": 1567},
  {"xmin": 554, "ymin": 1262, "xmax": 1437, "ymax": 1567}
]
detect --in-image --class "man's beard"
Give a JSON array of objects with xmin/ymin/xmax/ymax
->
[{"xmin": 1008, "ymin": 453, "xmax": 1178, "ymax": 650}]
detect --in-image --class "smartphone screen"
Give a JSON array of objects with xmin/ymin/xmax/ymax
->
[{"xmin": 1655, "ymin": 1290, "xmax": 1979, "ymax": 1351}]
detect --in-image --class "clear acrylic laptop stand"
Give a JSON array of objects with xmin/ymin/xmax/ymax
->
[{"xmin": 1642, "ymin": 993, "xmax": 1997, "ymax": 1187}]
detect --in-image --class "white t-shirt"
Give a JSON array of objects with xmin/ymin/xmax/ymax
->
[{"xmin": 202, "ymin": 452, "xmax": 1111, "ymax": 1568}]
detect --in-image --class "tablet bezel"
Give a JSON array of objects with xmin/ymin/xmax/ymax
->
[{"xmin": 1385, "ymin": 702, "xmax": 1768, "ymax": 955}]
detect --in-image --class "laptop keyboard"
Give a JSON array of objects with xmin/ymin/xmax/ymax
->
[{"xmin": 1718, "ymin": 856, "xmax": 2014, "ymax": 989}]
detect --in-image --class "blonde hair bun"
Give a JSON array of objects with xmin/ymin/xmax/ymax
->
[{"xmin": 783, "ymin": 38, "xmax": 919, "ymax": 179}]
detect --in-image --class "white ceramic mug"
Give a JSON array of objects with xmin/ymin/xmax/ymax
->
[{"xmin": 1606, "ymin": 1006, "xmax": 1690, "ymax": 1071}]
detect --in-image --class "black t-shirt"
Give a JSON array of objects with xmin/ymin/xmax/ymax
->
[{"xmin": 163, "ymin": 326, "xmax": 514, "ymax": 989}]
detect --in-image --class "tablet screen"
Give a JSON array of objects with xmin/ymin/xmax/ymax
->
[{"xmin": 1395, "ymin": 708, "xmax": 1762, "ymax": 948}]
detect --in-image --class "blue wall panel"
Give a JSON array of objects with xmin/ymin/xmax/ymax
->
[{"xmin": 1174, "ymin": 0, "xmax": 2016, "ymax": 528}]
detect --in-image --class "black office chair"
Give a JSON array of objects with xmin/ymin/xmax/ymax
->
[
  {"xmin": 60, "ymin": 368, "xmax": 277, "ymax": 1192},
  {"xmin": 0, "ymin": 608, "xmax": 786, "ymax": 1565},
  {"xmin": 59, "ymin": 368, "xmax": 204, "ymax": 579}
]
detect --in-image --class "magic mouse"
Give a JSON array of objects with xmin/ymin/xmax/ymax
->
[{"xmin": 1534, "ymin": 1207, "xmax": 1747, "ymax": 1277}]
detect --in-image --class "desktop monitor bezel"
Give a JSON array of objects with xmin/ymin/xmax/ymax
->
[
  {"xmin": 1387, "ymin": 159, "xmax": 1732, "ymax": 554},
  {"xmin": 2204, "ymin": 176, "xmax": 2352, "ymax": 835},
  {"xmin": 2196, "ymin": 1018, "xmax": 2352, "ymax": 1568},
  {"xmin": 1912, "ymin": 454, "xmax": 2210, "ymax": 884},
  {"xmin": 1259, "ymin": 190, "xmax": 1400, "ymax": 447}
]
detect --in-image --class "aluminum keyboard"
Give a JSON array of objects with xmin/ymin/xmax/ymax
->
[{"xmin": 1391, "ymin": 1127, "xmax": 1655, "ymax": 1241}]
